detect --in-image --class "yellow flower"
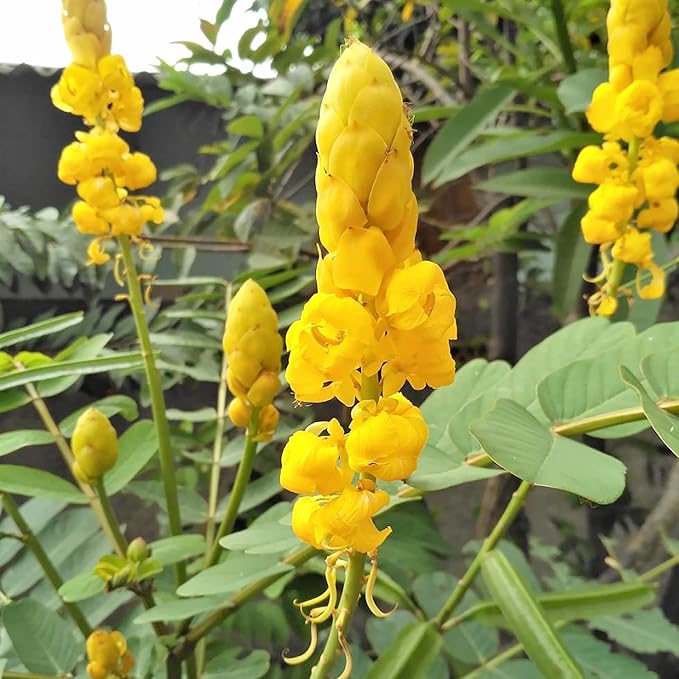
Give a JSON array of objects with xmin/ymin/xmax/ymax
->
[
  {"xmin": 73, "ymin": 201, "xmax": 108, "ymax": 235},
  {"xmin": 580, "ymin": 212, "xmax": 622, "ymax": 244},
  {"xmin": 611, "ymin": 227, "xmax": 653, "ymax": 265},
  {"xmin": 378, "ymin": 260, "xmax": 457, "ymax": 341},
  {"xmin": 586, "ymin": 82, "xmax": 619, "ymax": 134},
  {"xmin": 77, "ymin": 176, "xmax": 121, "ymax": 209},
  {"xmin": 615, "ymin": 80, "xmax": 663, "ymax": 140},
  {"xmin": 637, "ymin": 260, "xmax": 666, "ymax": 299},
  {"xmin": 280, "ymin": 419, "xmax": 353, "ymax": 495},
  {"xmin": 291, "ymin": 495, "xmax": 324, "ymax": 548},
  {"xmin": 346, "ymin": 394, "xmax": 428, "ymax": 481},
  {"xmin": 119, "ymin": 152, "xmax": 157, "ymax": 190},
  {"xmin": 51, "ymin": 63, "xmax": 101, "ymax": 122},
  {"xmin": 62, "ymin": 0, "xmax": 111, "ymax": 68},
  {"xmin": 572, "ymin": 143, "xmax": 626, "ymax": 185},
  {"xmin": 381, "ymin": 330, "xmax": 455, "ymax": 395},
  {"xmin": 58, "ymin": 141, "xmax": 92, "ymax": 185},
  {"xmin": 286, "ymin": 293, "xmax": 376, "ymax": 405},
  {"xmin": 314, "ymin": 485, "xmax": 392, "ymax": 554},
  {"xmin": 71, "ymin": 407, "xmax": 117, "ymax": 483},
  {"xmin": 637, "ymin": 198, "xmax": 678, "ymax": 232},
  {"xmin": 85, "ymin": 629, "xmax": 134, "ymax": 679},
  {"xmin": 588, "ymin": 182, "xmax": 637, "ymax": 224},
  {"xmin": 641, "ymin": 158, "xmax": 679, "ymax": 201}
]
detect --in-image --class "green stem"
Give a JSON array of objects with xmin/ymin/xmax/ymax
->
[
  {"xmin": 176, "ymin": 545, "xmax": 317, "ymax": 658},
  {"xmin": 639, "ymin": 554, "xmax": 679, "ymax": 582},
  {"xmin": 1, "ymin": 494, "xmax": 92, "ymax": 639},
  {"xmin": 94, "ymin": 477, "xmax": 127, "ymax": 555},
  {"xmin": 3, "ymin": 673, "xmax": 69, "ymax": 679},
  {"xmin": 23, "ymin": 383, "xmax": 122, "ymax": 555},
  {"xmin": 550, "ymin": 0, "xmax": 577, "ymax": 74},
  {"xmin": 310, "ymin": 552, "xmax": 367, "ymax": 679},
  {"xmin": 205, "ymin": 284, "xmax": 232, "ymax": 548},
  {"xmin": 205, "ymin": 426, "xmax": 259, "ymax": 568},
  {"xmin": 118, "ymin": 235, "xmax": 185, "ymax": 584},
  {"xmin": 434, "ymin": 480, "xmax": 532, "ymax": 628}
]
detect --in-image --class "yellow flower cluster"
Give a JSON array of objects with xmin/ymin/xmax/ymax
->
[
  {"xmin": 281, "ymin": 40, "xmax": 456, "ymax": 557},
  {"xmin": 573, "ymin": 0, "xmax": 679, "ymax": 315},
  {"xmin": 85, "ymin": 629, "xmax": 134, "ymax": 679},
  {"xmin": 71, "ymin": 407, "xmax": 118, "ymax": 485},
  {"xmin": 53, "ymin": 0, "xmax": 163, "ymax": 265},
  {"xmin": 223, "ymin": 279, "xmax": 282, "ymax": 442}
]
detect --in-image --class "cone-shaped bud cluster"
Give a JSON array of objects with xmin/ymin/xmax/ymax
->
[
  {"xmin": 224, "ymin": 279, "xmax": 283, "ymax": 441},
  {"xmin": 573, "ymin": 0, "xmax": 678, "ymax": 314},
  {"xmin": 281, "ymin": 41, "xmax": 455, "ymax": 559},
  {"xmin": 86, "ymin": 629, "xmax": 134, "ymax": 679},
  {"xmin": 71, "ymin": 407, "xmax": 118, "ymax": 484},
  {"xmin": 53, "ymin": 0, "xmax": 163, "ymax": 265}
]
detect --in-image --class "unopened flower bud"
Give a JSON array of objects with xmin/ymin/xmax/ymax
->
[
  {"xmin": 247, "ymin": 371, "xmax": 281, "ymax": 407},
  {"xmin": 227, "ymin": 397, "xmax": 252, "ymax": 429},
  {"xmin": 255, "ymin": 404, "xmax": 280, "ymax": 442},
  {"xmin": 126, "ymin": 537, "xmax": 149, "ymax": 562},
  {"xmin": 71, "ymin": 407, "xmax": 118, "ymax": 483}
]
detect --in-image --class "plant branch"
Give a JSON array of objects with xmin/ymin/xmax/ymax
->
[
  {"xmin": 23, "ymin": 383, "xmax": 122, "ymax": 555},
  {"xmin": 310, "ymin": 552, "xmax": 367, "ymax": 679},
  {"xmin": 550, "ymin": 0, "xmax": 577, "ymax": 74},
  {"xmin": 94, "ymin": 477, "xmax": 127, "ymax": 555},
  {"xmin": 118, "ymin": 235, "xmax": 185, "ymax": 585},
  {"xmin": 0, "ymin": 493, "xmax": 92, "ymax": 638},
  {"xmin": 205, "ymin": 284, "xmax": 232, "ymax": 548},
  {"xmin": 434, "ymin": 480, "xmax": 532, "ymax": 628},
  {"xmin": 3, "ymin": 673, "xmax": 70, "ymax": 679},
  {"xmin": 205, "ymin": 428, "xmax": 259, "ymax": 568}
]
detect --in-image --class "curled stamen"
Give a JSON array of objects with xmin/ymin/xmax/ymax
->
[
  {"xmin": 294, "ymin": 587, "xmax": 331, "ymax": 613},
  {"xmin": 137, "ymin": 238, "xmax": 156, "ymax": 261},
  {"xmin": 335, "ymin": 609, "xmax": 353, "ymax": 679},
  {"xmin": 283, "ymin": 621, "xmax": 318, "ymax": 665},
  {"xmin": 113, "ymin": 253, "xmax": 126, "ymax": 286},
  {"xmin": 365, "ymin": 553, "xmax": 397, "ymax": 618},
  {"xmin": 305, "ymin": 566, "xmax": 338, "ymax": 624}
]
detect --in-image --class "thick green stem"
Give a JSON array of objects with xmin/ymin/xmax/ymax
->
[
  {"xmin": 434, "ymin": 480, "xmax": 532, "ymax": 628},
  {"xmin": 205, "ymin": 426, "xmax": 259, "ymax": 568},
  {"xmin": 176, "ymin": 545, "xmax": 317, "ymax": 658},
  {"xmin": 3, "ymin": 673, "xmax": 69, "ymax": 679},
  {"xmin": 205, "ymin": 287, "xmax": 231, "ymax": 547},
  {"xmin": 1, "ymin": 494, "xmax": 92, "ymax": 639},
  {"xmin": 23, "ymin": 383, "xmax": 121, "ymax": 555},
  {"xmin": 310, "ymin": 552, "xmax": 367, "ymax": 679},
  {"xmin": 550, "ymin": 0, "xmax": 576, "ymax": 74},
  {"xmin": 118, "ymin": 235, "xmax": 185, "ymax": 584},
  {"xmin": 94, "ymin": 477, "xmax": 127, "ymax": 555}
]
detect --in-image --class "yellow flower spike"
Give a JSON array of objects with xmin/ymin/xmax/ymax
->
[
  {"xmin": 283, "ymin": 621, "xmax": 319, "ymax": 665},
  {"xmin": 364, "ymin": 553, "xmax": 398, "ymax": 618}
]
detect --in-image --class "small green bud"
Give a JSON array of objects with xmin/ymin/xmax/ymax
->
[{"xmin": 126, "ymin": 537, "xmax": 150, "ymax": 562}]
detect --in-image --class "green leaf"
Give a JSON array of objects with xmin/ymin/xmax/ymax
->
[
  {"xmin": 552, "ymin": 203, "xmax": 591, "ymax": 318},
  {"xmin": 0, "ymin": 429, "xmax": 55, "ymax": 456},
  {"xmin": 642, "ymin": 348, "xmax": 679, "ymax": 399},
  {"xmin": 481, "ymin": 550, "xmax": 584, "ymax": 679},
  {"xmin": 463, "ymin": 581, "xmax": 656, "ymax": 628},
  {"xmin": 562, "ymin": 627, "xmax": 658, "ymax": 679},
  {"xmin": 475, "ymin": 168, "xmax": 591, "ymax": 199},
  {"xmin": 59, "ymin": 572, "xmax": 105, "ymax": 602},
  {"xmin": 408, "ymin": 443, "xmax": 505, "ymax": 492},
  {"xmin": 227, "ymin": 115, "xmax": 265, "ymax": 139},
  {"xmin": 220, "ymin": 502, "xmax": 299, "ymax": 554},
  {"xmin": 177, "ymin": 553, "xmax": 293, "ymax": 597},
  {"xmin": 364, "ymin": 621, "xmax": 442, "ymax": 679},
  {"xmin": 3, "ymin": 599, "xmax": 81, "ymax": 674},
  {"xmin": 423, "ymin": 85, "xmax": 515, "ymax": 185},
  {"xmin": 58, "ymin": 395, "xmax": 139, "ymax": 437},
  {"xmin": 149, "ymin": 534, "xmax": 207, "ymax": 566},
  {"xmin": 420, "ymin": 358, "xmax": 510, "ymax": 446},
  {"xmin": 134, "ymin": 594, "xmax": 232, "ymax": 624},
  {"xmin": 470, "ymin": 400, "xmax": 626, "ymax": 504},
  {"xmin": 430, "ymin": 131, "xmax": 600, "ymax": 186},
  {"xmin": 204, "ymin": 648, "xmax": 270, "ymax": 679},
  {"xmin": 0, "ymin": 312, "xmax": 83, "ymax": 350},
  {"xmin": 216, "ymin": 0, "xmax": 239, "ymax": 24},
  {"xmin": 2, "ymin": 508, "xmax": 99, "ymax": 596},
  {"xmin": 620, "ymin": 366, "xmax": 679, "ymax": 457},
  {"xmin": 590, "ymin": 609, "xmax": 679, "ymax": 654},
  {"xmin": 0, "ymin": 497, "xmax": 67, "ymax": 567},
  {"xmin": 104, "ymin": 420, "xmax": 158, "ymax": 495},
  {"xmin": 557, "ymin": 68, "xmax": 607, "ymax": 115},
  {"xmin": 0, "ymin": 465, "xmax": 85, "ymax": 503},
  {"xmin": 0, "ymin": 352, "xmax": 145, "ymax": 392}
]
